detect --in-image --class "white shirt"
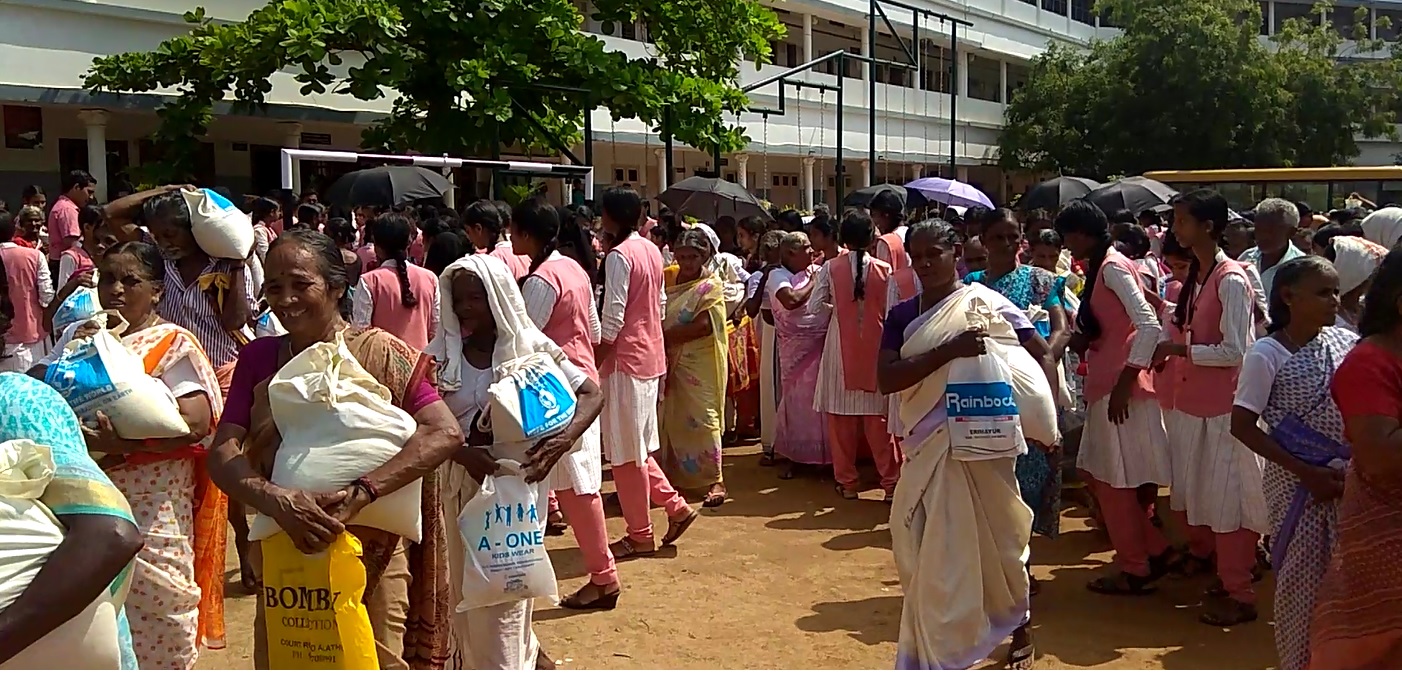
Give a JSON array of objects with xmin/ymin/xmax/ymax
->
[
  {"xmin": 351, "ymin": 259, "xmax": 440, "ymax": 340},
  {"xmin": 1161, "ymin": 250, "xmax": 1257, "ymax": 366},
  {"xmin": 764, "ymin": 268, "xmax": 797, "ymax": 310},
  {"xmin": 1232, "ymin": 336, "xmax": 1292, "ymax": 415},
  {"xmin": 600, "ymin": 232, "xmax": 666, "ymax": 343},
  {"xmin": 1100, "ymin": 261, "xmax": 1163, "ymax": 369},
  {"xmin": 521, "ymin": 252, "xmax": 602, "ymax": 342}
]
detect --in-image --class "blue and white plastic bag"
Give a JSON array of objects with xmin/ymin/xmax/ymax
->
[
  {"xmin": 944, "ymin": 354, "xmax": 1026, "ymax": 462},
  {"xmin": 485, "ymin": 353, "xmax": 578, "ymax": 444},
  {"xmin": 52, "ymin": 287, "xmax": 100, "ymax": 333},
  {"xmin": 44, "ymin": 318, "xmax": 189, "ymax": 441},
  {"xmin": 455, "ymin": 460, "xmax": 558, "ymax": 611},
  {"xmin": 182, "ymin": 188, "xmax": 254, "ymax": 260}
]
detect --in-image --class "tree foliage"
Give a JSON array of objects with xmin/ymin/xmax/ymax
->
[
  {"xmin": 85, "ymin": 0, "xmax": 784, "ymax": 179},
  {"xmin": 998, "ymin": 0, "xmax": 1402, "ymax": 178}
]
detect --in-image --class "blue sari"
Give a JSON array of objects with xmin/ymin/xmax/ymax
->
[
  {"xmin": 964, "ymin": 265, "xmax": 1063, "ymax": 538},
  {"xmin": 0, "ymin": 373, "xmax": 138, "ymax": 669}
]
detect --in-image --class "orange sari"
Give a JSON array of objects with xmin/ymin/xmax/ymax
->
[{"xmin": 119, "ymin": 323, "xmax": 227, "ymax": 658}]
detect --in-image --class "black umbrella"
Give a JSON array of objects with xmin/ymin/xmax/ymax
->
[
  {"xmin": 1084, "ymin": 176, "xmax": 1178, "ymax": 217},
  {"xmin": 325, "ymin": 165, "xmax": 453, "ymax": 207},
  {"xmin": 842, "ymin": 183, "xmax": 930, "ymax": 210},
  {"xmin": 657, "ymin": 176, "xmax": 768, "ymax": 222},
  {"xmin": 1014, "ymin": 176, "xmax": 1102, "ymax": 211}
]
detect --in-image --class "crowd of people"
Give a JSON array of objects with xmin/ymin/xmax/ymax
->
[{"xmin": 0, "ymin": 167, "xmax": 1400, "ymax": 671}]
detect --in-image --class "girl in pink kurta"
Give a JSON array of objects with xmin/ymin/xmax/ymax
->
[
  {"xmin": 1053, "ymin": 201, "xmax": 1174, "ymax": 595},
  {"xmin": 1155, "ymin": 189, "xmax": 1267, "ymax": 627},
  {"xmin": 352, "ymin": 213, "xmax": 439, "ymax": 350},
  {"xmin": 464, "ymin": 200, "xmax": 531, "ymax": 280},
  {"xmin": 595, "ymin": 188, "xmax": 698, "ymax": 559},
  {"xmin": 808, "ymin": 211, "xmax": 902, "ymax": 501},
  {"xmin": 511, "ymin": 198, "xmax": 620, "ymax": 610}
]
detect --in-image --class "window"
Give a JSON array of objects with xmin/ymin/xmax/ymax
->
[
  {"xmin": 1330, "ymin": 4, "xmax": 1369, "ymax": 40},
  {"xmin": 1071, "ymin": 0, "xmax": 1094, "ymax": 25},
  {"xmin": 966, "ymin": 55, "xmax": 1002, "ymax": 103},
  {"xmin": 612, "ymin": 167, "xmax": 639, "ymax": 183},
  {"xmin": 1273, "ymin": 1, "xmax": 1320, "ymax": 33},
  {"xmin": 1099, "ymin": 6, "xmax": 1121, "ymax": 28},
  {"xmin": 1378, "ymin": 8, "xmax": 1402, "ymax": 40},
  {"xmin": 1041, "ymin": 0, "xmax": 1068, "ymax": 16},
  {"xmin": 786, "ymin": 43, "xmax": 799, "ymax": 67},
  {"xmin": 921, "ymin": 42, "xmax": 952, "ymax": 94},
  {"xmin": 1005, "ymin": 63, "xmax": 1030, "ymax": 103},
  {"xmin": 1258, "ymin": 1, "xmax": 1270, "ymax": 35},
  {"xmin": 621, "ymin": 21, "xmax": 636, "ymax": 40}
]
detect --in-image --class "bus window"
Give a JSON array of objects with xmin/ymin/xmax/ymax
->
[
  {"xmin": 1267, "ymin": 182, "xmax": 1328, "ymax": 211},
  {"xmin": 1212, "ymin": 182, "xmax": 1265, "ymax": 211},
  {"xmin": 1331, "ymin": 181, "xmax": 1382, "ymax": 209}
]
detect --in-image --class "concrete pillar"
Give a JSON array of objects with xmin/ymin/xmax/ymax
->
[
  {"xmin": 281, "ymin": 121, "xmax": 304, "ymax": 194},
  {"xmin": 861, "ymin": 26, "xmax": 871, "ymax": 83},
  {"xmin": 1268, "ymin": 1, "xmax": 1276, "ymax": 35},
  {"xmin": 959, "ymin": 53, "xmax": 970, "ymax": 97},
  {"xmin": 802, "ymin": 14, "xmax": 814, "ymax": 64},
  {"xmin": 736, "ymin": 153, "xmax": 750, "ymax": 188},
  {"xmin": 957, "ymin": 166, "xmax": 969, "ymax": 183},
  {"xmin": 860, "ymin": 160, "xmax": 871, "ymax": 187},
  {"xmin": 801, "ymin": 156, "xmax": 816, "ymax": 210},
  {"xmin": 78, "ymin": 109, "xmax": 108, "ymax": 202},
  {"xmin": 654, "ymin": 148, "xmax": 669, "ymax": 192},
  {"xmin": 912, "ymin": 163, "xmax": 924, "ymax": 180},
  {"xmin": 999, "ymin": 60, "xmax": 1008, "ymax": 104}
]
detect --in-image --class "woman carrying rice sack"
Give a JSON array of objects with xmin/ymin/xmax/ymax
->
[
  {"xmin": 32, "ymin": 241, "xmax": 227, "ymax": 668},
  {"xmin": 428, "ymin": 253, "xmax": 604, "ymax": 669},
  {"xmin": 207, "ymin": 229, "xmax": 462, "ymax": 669},
  {"xmin": 0, "ymin": 372, "xmax": 143, "ymax": 669}
]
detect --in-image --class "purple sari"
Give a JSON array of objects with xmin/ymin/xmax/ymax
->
[{"xmin": 772, "ymin": 266, "xmax": 831, "ymax": 465}]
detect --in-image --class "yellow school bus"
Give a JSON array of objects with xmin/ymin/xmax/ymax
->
[{"xmin": 1142, "ymin": 166, "xmax": 1402, "ymax": 211}]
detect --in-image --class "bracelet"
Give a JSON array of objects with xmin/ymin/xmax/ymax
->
[{"xmin": 352, "ymin": 477, "xmax": 379, "ymax": 501}]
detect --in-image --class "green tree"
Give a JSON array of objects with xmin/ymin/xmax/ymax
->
[
  {"xmin": 997, "ymin": 0, "xmax": 1402, "ymax": 178},
  {"xmin": 84, "ymin": 0, "xmax": 784, "ymax": 181}
]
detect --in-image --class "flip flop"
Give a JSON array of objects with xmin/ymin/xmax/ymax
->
[
  {"xmin": 1087, "ymin": 571, "xmax": 1157, "ymax": 596},
  {"xmin": 608, "ymin": 537, "xmax": 657, "ymax": 561},
  {"xmin": 702, "ymin": 488, "xmax": 727, "ymax": 508},
  {"xmin": 661, "ymin": 509, "xmax": 699, "ymax": 546},
  {"xmin": 1199, "ymin": 599, "xmax": 1259, "ymax": 627}
]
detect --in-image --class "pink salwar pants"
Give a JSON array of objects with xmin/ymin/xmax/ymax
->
[
  {"xmin": 1087, "ymin": 475, "xmax": 1170, "ymax": 578},
  {"xmin": 1171, "ymin": 509, "xmax": 1259, "ymax": 604},
  {"xmin": 554, "ymin": 489, "xmax": 618, "ymax": 586},
  {"xmin": 828, "ymin": 413, "xmax": 901, "ymax": 492},
  {"xmin": 613, "ymin": 456, "xmax": 690, "ymax": 542}
]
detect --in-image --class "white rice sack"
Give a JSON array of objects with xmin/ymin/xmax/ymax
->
[
  {"xmin": 987, "ymin": 338, "xmax": 1059, "ymax": 447},
  {"xmin": 0, "ymin": 439, "xmax": 64, "ymax": 613},
  {"xmin": 52, "ymin": 287, "xmax": 101, "ymax": 333},
  {"xmin": 44, "ymin": 327, "xmax": 190, "ymax": 440},
  {"xmin": 183, "ymin": 188, "xmax": 254, "ymax": 260},
  {"xmin": 249, "ymin": 332, "xmax": 422, "ymax": 542}
]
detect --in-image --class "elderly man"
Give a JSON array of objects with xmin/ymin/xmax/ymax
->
[{"xmin": 1239, "ymin": 197, "xmax": 1306, "ymax": 301}]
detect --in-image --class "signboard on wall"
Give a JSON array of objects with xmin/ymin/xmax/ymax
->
[{"xmin": 3, "ymin": 105, "xmax": 42, "ymax": 149}]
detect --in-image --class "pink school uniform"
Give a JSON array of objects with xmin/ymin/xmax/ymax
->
[
  {"xmin": 0, "ymin": 243, "xmax": 52, "ymax": 372},
  {"xmin": 358, "ymin": 261, "xmax": 438, "ymax": 351},
  {"xmin": 490, "ymin": 240, "xmax": 532, "ymax": 281}
]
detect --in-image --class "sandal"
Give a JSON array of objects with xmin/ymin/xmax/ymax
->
[
  {"xmin": 702, "ymin": 485, "xmax": 728, "ymax": 508},
  {"xmin": 662, "ymin": 509, "xmax": 699, "ymax": 546},
  {"xmin": 560, "ymin": 581, "xmax": 621, "ymax": 610},
  {"xmin": 1005, "ymin": 625, "xmax": 1035, "ymax": 669},
  {"xmin": 758, "ymin": 447, "xmax": 777, "ymax": 467},
  {"xmin": 1171, "ymin": 552, "xmax": 1215, "ymax": 579},
  {"xmin": 608, "ymin": 537, "xmax": 657, "ymax": 561},
  {"xmin": 1199, "ymin": 598, "xmax": 1259, "ymax": 627},
  {"xmin": 883, "ymin": 489, "xmax": 895, "ymax": 504},
  {"xmin": 778, "ymin": 462, "xmax": 798, "ymax": 480},
  {"xmin": 545, "ymin": 510, "xmax": 568, "ymax": 536},
  {"xmin": 835, "ymin": 484, "xmax": 859, "ymax": 500},
  {"xmin": 1086, "ymin": 570, "xmax": 1157, "ymax": 596}
]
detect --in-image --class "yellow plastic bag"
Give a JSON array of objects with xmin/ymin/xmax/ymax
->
[{"xmin": 261, "ymin": 531, "xmax": 379, "ymax": 670}]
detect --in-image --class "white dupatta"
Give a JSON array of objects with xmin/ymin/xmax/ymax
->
[{"xmin": 889, "ymin": 284, "xmax": 1033, "ymax": 670}]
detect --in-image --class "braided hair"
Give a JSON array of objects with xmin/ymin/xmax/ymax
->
[
  {"xmin": 1054, "ymin": 199, "xmax": 1113, "ymax": 341},
  {"xmin": 838, "ymin": 208, "xmax": 877, "ymax": 301},
  {"xmin": 369, "ymin": 213, "xmax": 418, "ymax": 308},
  {"xmin": 1170, "ymin": 189, "xmax": 1231, "ymax": 331}
]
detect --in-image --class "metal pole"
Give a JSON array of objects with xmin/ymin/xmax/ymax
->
[
  {"xmin": 868, "ymin": 0, "xmax": 878, "ymax": 186},
  {"xmin": 712, "ymin": 122, "xmax": 723, "ymax": 179},
  {"xmin": 583, "ymin": 110, "xmax": 594, "ymax": 168},
  {"xmin": 662, "ymin": 107, "xmax": 674, "ymax": 185},
  {"xmin": 837, "ymin": 54, "xmax": 846, "ymax": 209},
  {"xmin": 948, "ymin": 21, "xmax": 958, "ymax": 177}
]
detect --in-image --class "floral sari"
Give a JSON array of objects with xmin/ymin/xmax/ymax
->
[
  {"xmin": 771, "ymin": 266, "xmax": 830, "ymax": 465},
  {"xmin": 660, "ymin": 273, "xmax": 728, "ymax": 489},
  {"xmin": 1260, "ymin": 326, "xmax": 1353, "ymax": 669},
  {"xmin": 110, "ymin": 323, "xmax": 227, "ymax": 669}
]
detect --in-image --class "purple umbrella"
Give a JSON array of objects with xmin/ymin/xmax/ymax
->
[{"xmin": 905, "ymin": 177, "xmax": 995, "ymax": 209}]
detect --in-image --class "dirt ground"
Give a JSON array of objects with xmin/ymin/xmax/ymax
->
[{"xmin": 196, "ymin": 445, "xmax": 1277, "ymax": 670}]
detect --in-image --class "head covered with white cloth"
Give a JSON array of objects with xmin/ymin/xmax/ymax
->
[
  {"xmin": 1362, "ymin": 207, "xmax": 1402, "ymax": 250},
  {"xmin": 1331, "ymin": 235, "xmax": 1390, "ymax": 297},
  {"xmin": 426, "ymin": 253, "xmax": 569, "ymax": 393}
]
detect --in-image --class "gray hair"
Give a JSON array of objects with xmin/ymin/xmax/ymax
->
[
  {"xmin": 779, "ymin": 231, "xmax": 810, "ymax": 253},
  {"xmin": 673, "ymin": 228, "xmax": 714, "ymax": 258},
  {"xmin": 15, "ymin": 205, "xmax": 41, "ymax": 222},
  {"xmin": 1253, "ymin": 198, "xmax": 1301, "ymax": 229}
]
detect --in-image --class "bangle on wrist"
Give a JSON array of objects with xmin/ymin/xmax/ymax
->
[{"xmin": 352, "ymin": 477, "xmax": 379, "ymax": 501}]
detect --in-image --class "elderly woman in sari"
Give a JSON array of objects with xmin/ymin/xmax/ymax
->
[
  {"xmin": 0, "ymin": 373, "xmax": 143, "ymax": 670},
  {"xmin": 207, "ymin": 229, "xmax": 461, "ymax": 669},
  {"xmin": 879, "ymin": 219, "xmax": 1057, "ymax": 670},
  {"xmin": 32, "ymin": 241, "xmax": 226, "ymax": 668},
  {"xmin": 660, "ymin": 229, "xmax": 730, "ymax": 506},
  {"xmin": 428, "ymin": 254, "xmax": 604, "ymax": 669},
  {"xmin": 770, "ymin": 231, "xmax": 831, "ymax": 478},
  {"xmin": 1230, "ymin": 257, "xmax": 1353, "ymax": 669}
]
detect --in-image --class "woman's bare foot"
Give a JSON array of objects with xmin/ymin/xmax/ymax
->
[{"xmin": 703, "ymin": 483, "xmax": 727, "ymax": 507}]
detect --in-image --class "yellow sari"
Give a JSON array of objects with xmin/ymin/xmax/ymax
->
[{"xmin": 660, "ymin": 271, "xmax": 728, "ymax": 490}]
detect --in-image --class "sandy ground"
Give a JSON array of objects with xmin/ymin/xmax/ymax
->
[{"xmin": 196, "ymin": 446, "xmax": 1277, "ymax": 670}]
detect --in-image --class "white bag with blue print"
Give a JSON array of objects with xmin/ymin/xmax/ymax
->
[
  {"xmin": 455, "ymin": 460, "xmax": 558, "ymax": 611},
  {"xmin": 182, "ymin": 188, "xmax": 254, "ymax": 260},
  {"xmin": 483, "ymin": 353, "xmax": 578, "ymax": 445}
]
